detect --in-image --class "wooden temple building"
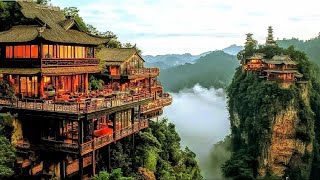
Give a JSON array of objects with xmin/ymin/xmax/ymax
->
[
  {"xmin": 0, "ymin": 1, "xmax": 172, "ymax": 179},
  {"xmin": 242, "ymin": 27, "xmax": 304, "ymax": 83}
]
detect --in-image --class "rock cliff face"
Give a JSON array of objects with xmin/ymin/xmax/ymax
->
[
  {"xmin": 258, "ymin": 101, "xmax": 313, "ymax": 177},
  {"xmin": 224, "ymin": 70, "xmax": 316, "ymax": 180}
]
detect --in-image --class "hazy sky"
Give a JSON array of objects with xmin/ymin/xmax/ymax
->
[{"xmin": 51, "ymin": 0, "xmax": 320, "ymax": 55}]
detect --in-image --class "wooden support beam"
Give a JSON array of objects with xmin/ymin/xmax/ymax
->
[
  {"xmin": 60, "ymin": 159, "xmax": 66, "ymax": 180},
  {"xmin": 84, "ymin": 73, "xmax": 89, "ymax": 93},
  {"xmin": 112, "ymin": 114, "xmax": 116, "ymax": 140},
  {"xmin": 78, "ymin": 120, "xmax": 83, "ymax": 145},
  {"xmin": 92, "ymin": 150, "xmax": 96, "ymax": 176},
  {"xmin": 79, "ymin": 156, "xmax": 84, "ymax": 179},
  {"xmin": 131, "ymin": 108, "xmax": 134, "ymax": 125},
  {"xmin": 39, "ymin": 76, "xmax": 44, "ymax": 98}
]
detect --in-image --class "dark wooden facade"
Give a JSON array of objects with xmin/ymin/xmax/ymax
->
[{"xmin": 0, "ymin": 1, "xmax": 172, "ymax": 179}]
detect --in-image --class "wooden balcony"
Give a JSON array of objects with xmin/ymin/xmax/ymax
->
[
  {"xmin": 267, "ymin": 77, "xmax": 296, "ymax": 83},
  {"xmin": 16, "ymin": 120, "xmax": 149, "ymax": 155},
  {"xmin": 0, "ymin": 92, "xmax": 152, "ymax": 114},
  {"xmin": 66, "ymin": 155, "xmax": 93, "ymax": 175},
  {"xmin": 31, "ymin": 162, "xmax": 43, "ymax": 175},
  {"xmin": 124, "ymin": 68, "xmax": 159, "ymax": 78},
  {"xmin": 141, "ymin": 94, "xmax": 172, "ymax": 113},
  {"xmin": 41, "ymin": 58, "xmax": 99, "ymax": 67},
  {"xmin": 80, "ymin": 119, "xmax": 149, "ymax": 155}
]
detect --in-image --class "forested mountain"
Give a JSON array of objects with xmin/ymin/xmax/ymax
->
[
  {"xmin": 222, "ymin": 44, "xmax": 320, "ymax": 180},
  {"xmin": 277, "ymin": 37, "xmax": 320, "ymax": 65},
  {"xmin": 143, "ymin": 53, "xmax": 201, "ymax": 70},
  {"xmin": 222, "ymin": 44, "xmax": 244, "ymax": 55},
  {"xmin": 159, "ymin": 51, "xmax": 239, "ymax": 92}
]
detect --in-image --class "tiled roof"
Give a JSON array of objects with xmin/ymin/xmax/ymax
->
[
  {"xmin": 0, "ymin": 1, "xmax": 110, "ymax": 45},
  {"xmin": 264, "ymin": 55, "xmax": 298, "ymax": 65},
  {"xmin": 97, "ymin": 48, "xmax": 144, "ymax": 67},
  {"xmin": 0, "ymin": 66, "xmax": 101, "ymax": 75},
  {"xmin": 42, "ymin": 66, "xmax": 101, "ymax": 75},
  {"xmin": 0, "ymin": 68, "xmax": 40, "ymax": 75}
]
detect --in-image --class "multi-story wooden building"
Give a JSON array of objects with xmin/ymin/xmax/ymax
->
[
  {"xmin": 0, "ymin": 1, "xmax": 171, "ymax": 179},
  {"xmin": 243, "ymin": 53, "xmax": 266, "ymax": 71},
  {"xmin": 263, "ymin": 55, "xmax": 303, "ymax": 82},
  {"xmin": 97, "ymin": 47, "xmax": 172, "ymax": 120}
]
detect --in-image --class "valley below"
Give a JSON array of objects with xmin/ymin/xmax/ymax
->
[{"xmin": 163, "ymin": 84, "xmax": 230, "ymax": 179}]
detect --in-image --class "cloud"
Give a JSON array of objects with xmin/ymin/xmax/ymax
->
[
  {"xmin": 163, "ymin": 84, "xmax": 230, "ymax": 178},
  {"xmin": 51, "ymin": 0, "xmax": 320, "ymax": 55}
]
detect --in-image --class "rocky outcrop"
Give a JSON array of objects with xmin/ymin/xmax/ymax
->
[{"xmin": 258, "ymin": 103, "xmax": 313, "ymax": 177}]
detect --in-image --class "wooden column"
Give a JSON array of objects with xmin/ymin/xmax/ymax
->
[
  {"xmin": 79, "ymin": 156, "xmax": 84, "ymax": 179},
  {"xmin": 84, "ymin": 73, "xmax": 89, "ymax": 93},
  {"xmin": 131, "ymin": 108, "xmax": 135, "ymax": 124},
  {"xmin": 60, "ymin": 159, "xmax": 66, "ymax": 180},
  {"xmin": 92, "ymin": 150, "xmax": 96, "ymax": 176},
  {"xmin": 39, "ymin": 75, "xmax": 44, "ymax": 98},
  {"xmin": 112, "ymin": 114, "xmax": 116, "ymax": 140},
  {"xmin": 138, "ymin": 105, "xmax": 141, "ymax": 122},
  {"xmin": 78, "ymin": 120, "xmax": 83, "ymax": 145}
]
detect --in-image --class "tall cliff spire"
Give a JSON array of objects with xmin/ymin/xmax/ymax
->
[{"xmin": 265, "ymin": 26, "xmax": 277, "ymax": 46}]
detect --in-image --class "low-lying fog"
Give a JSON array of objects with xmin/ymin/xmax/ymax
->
[{"xmin": 163, "ymin": 84, "xmax": 230, "ymax": 179}]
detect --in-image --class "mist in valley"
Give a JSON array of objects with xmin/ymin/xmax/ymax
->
[{"xmin": 163, "ymin": 84, "xmax": 230, "ymax": 179}]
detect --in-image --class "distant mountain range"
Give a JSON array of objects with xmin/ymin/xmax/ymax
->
[
  {"xmin": 222, "ymin": 44, "xmax": 244, "ymax": 55},
  {"xmin": 149, "ymin": 36, "xmax": 320, "ymax": 92},
  {"xmin": 158, "ymin": 51, "xmax": 239, "ymax": 92},
  {"xmin": 143, "ymin": 45, "xmax": 243, "ymax": 70}
]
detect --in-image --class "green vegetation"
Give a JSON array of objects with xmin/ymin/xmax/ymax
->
[
  {"xmin": 209, "ymin": 135, "xmax": 231, "ymax": 179},
  {"xmin": 0, "ymin": 113, "xmax": 15, "ymax": 178},
  {"xmin": 159, "ymin": 51, "xmax": 239, "ymax": 92},
  {"xmin": 222, "ymin": 41, "xmax": 320, "ymax": 179},
  {"xmin": 99, "ymin": 119, "xmax": 202, "ymax": 180},
  {"xmin": 277, "ymin": 37, "xmax": 320, "ymax": 66},
  {"xmin": 92, "ymin": 169, "xmax": 134, "ymax": 180}
]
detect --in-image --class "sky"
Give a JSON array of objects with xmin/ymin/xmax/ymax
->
[{"xmin": 51, "ymin": 0, "xmax": 320, "ymax": 55}]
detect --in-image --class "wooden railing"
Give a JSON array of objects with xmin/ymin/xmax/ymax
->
[
  {"xmin": 66, "ymin": 160, "xmax": 79, "ymax": 175},
  {"xmin": 0, "ymin": 93, "xmax": 152, "ymax": 114},
  {"xmin": 141, "ymin": 94, "xmax": 172, "ymax": 113},
  {"xmin": 127, "ymin": 68, "xmax": 159, "ymax": 76},
  {"xmin": 42, "ymin": 58, "xmax": 99, "ymax": 67},
  {"xmin": 267, "ymin": 77, "xmax": 296, "ymax": 82},
  {"xmin": 80, "ymin": 119, "xmax": 149, "ymax": 155},
  {"xmin": 31, "ymin": 162, "xmax": 43, "ymax": 175}
]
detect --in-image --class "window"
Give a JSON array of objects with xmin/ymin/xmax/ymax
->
[
  {"xmin": 6, "ymin": 46, "xmax": 13, "ymax": 58},
  {"xmin": 75, "ymin": 46, "xmax": 85, "ymax": 58},
  {"xmin": 25, "ymin": 45, "xmax": 31, "ymax": 58},
  {"xmin": 67, "ymin": 46, "xmax": 72, "ymax": 58},
  {"xmin": 59, "ymin": 45, "xmax": 64, "ymax": 58},
  {"xmin": 86, "ymin": 47, "xmax": 94, "ymax": 58},
  {"xmin": 31, "ymin": 45, "xmax": 38, "ymax": 58}
]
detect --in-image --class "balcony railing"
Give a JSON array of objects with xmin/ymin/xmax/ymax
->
[
  {"xmin": 127, "ymin": 68, "xmax": 159, "ymax": 76},
  {"xmin": 0, "ymin": 92, "xmax": 152, "ymax": 114},
  {"xmin": 42, "ymin": 58, "xmax": 100, "ymax": 67},
  {"xmin": 15, "ymin": 120, "xmax": 149, "ymax": 156},
  {"xmin": 141, "ymin": 94, "xmax": 173, "ymax": 113},
  {"xmin": 80, "ymin": 119, "xmax": 149, "ymax": 155}
]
